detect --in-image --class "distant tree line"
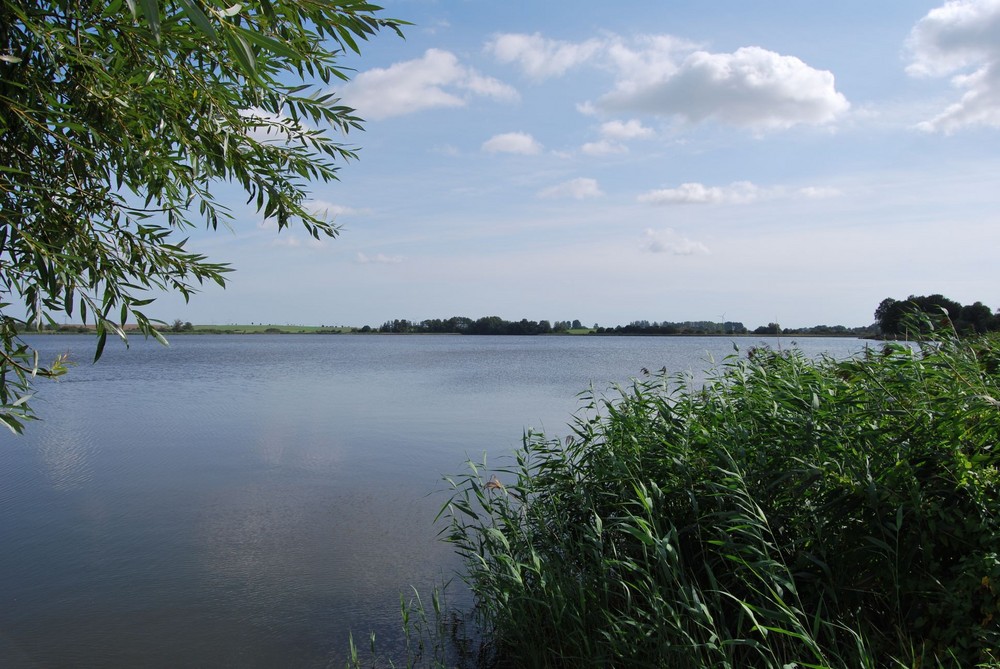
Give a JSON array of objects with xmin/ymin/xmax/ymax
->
[
  {"xmin": 595, "ymin": 320, "xmax": 749, "ymax": 335},
  {"xmin": 377, "ymin": 317, "xmax": 752, "ymax": 336},
  {"xmin": 369, "ymin": 317, "xmax": 875, "ymax": 337},
  {"xmin": 370, "ymin": 295, "xmax": 998, "ymax": 339},
  {"xmin": 593, "ymin": 321, "xmax": 879, "ymax": 337},
  {"xmin": 875, "ymin": 294, "xmax": 998, "ymax": 337},
  {"xmin": 378, "ymin": 316, "xmax": 563, "ymax": 335},
  {"xmin": 777, "ymin": 323, "xmax": 876, "ymax": 336}
]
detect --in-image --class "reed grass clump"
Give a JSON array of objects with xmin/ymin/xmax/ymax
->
[{"xmin": 442, "ymin": 330, "xmax": 1000, "ymax": 668}]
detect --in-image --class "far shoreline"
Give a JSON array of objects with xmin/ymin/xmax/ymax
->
[{"xmin": 26, "ymin": 324, "xmax": 873, "ymax": 339}]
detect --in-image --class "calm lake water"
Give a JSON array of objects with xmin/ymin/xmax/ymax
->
[{"xmin": 0, "ymin": 334, "xmax": 871, "ymax": 667}]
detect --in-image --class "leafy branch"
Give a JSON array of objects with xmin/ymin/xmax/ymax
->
[{"xmin": 0, "ymin": 0, "xmax": 406, "ymax": 431}]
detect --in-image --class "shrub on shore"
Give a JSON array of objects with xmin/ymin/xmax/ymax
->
[{"xmin": 442, "ymin": 329, "xmax": 1000, "ymax": 668}]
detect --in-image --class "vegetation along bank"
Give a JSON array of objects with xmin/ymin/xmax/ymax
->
[{"xmin": 435, "ymin": 321, "xmax": 999, "ymax": 668}]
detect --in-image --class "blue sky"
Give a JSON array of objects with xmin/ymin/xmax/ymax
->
[{"xmin": 160, "ymin": 0, "xmax": 1000, "ymax": 329}]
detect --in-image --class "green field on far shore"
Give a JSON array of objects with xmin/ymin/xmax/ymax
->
[{"xmin": 187, "ymin": 324, "xmax": 355, "ymax": 334}]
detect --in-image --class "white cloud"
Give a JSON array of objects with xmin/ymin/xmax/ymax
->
[
  {"xmin": 581, "ymin": 139, "xmax": 627, "ymax": 156},
  {"xmin": 600, "ymin": 119, "xmax": 655, "ymax": 140},
  {"xmin": 599, "ymin": 45, "xmax": 849, "ymax": 130},
  {"xmin": 603, "ymin": 34, "xmax": 699, "ymax": 89},
  {"xmin": 255, "ymin": 200, "xmax": 364, "ymax": 234},
  {"xmin": 433, "ymin": 144, "xmax": 462, "ymax": 157},
  {"xmin": 482, "ymin": 132, "xmax": 543, "ymax": 154},
  {"xmin": 639, "ymin": 181, "xmax": 763, "ymax": 205},
  {"xmin": 907, "ymin": 0, "xmax": 1000, "ymax": 133},
  {"xmin": 640, "ymin": 228, "xmax": 709, "ymax": 255},
  {"xmin": 486, "ymin": 33, "xmax": 848, "ymax": 130},
  {"xmin": 483, "ymin": 32, "xmax": 847, "ymax": 131},
  {"xmin": 798, "ymin": 186, "xmax": 842, "ymax": 198},
  {"xmin": 487, "ymin": 32, "xmax": 603, "ymax": 80},
  {"xmin": 537, "ymin": 178, "xmax": 603, "ymax": 200},
  {"xmin": 271, "ymin": 235, "xmax": 325, "ymax": 249},
  {"xmin": 344, "ymin": 49, "xmax": 518, "ymax": 120},
  {"xmin": 580, "ymin": 118, "xmax": 653, "ymax": 154},
  {"xmin": 464, "ymin": 72, "xmax": 520, "ymax": 100},
  {"xmin": 906, "ymin": 0, "xmax": 1000, "ymax": 77},
  {"xmin": 356, "ymin": 252, "xmax": 403, "ymax": 264},
  {"xmin": 306, "ymin": 200, "xmax": 365, "ymax": 218},
  {"xmin": 638, "ymin": 181, "xmax": 841, "ymax": 205},
  {"xmin": 922, "ymin": 68, "xmax": 1000, "ymax": 133},
  {"xmin": 421, "ymin": 19, "xmax": 451, "ymax": 36}
]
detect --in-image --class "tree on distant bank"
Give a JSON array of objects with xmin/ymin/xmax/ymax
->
[
  {"xmin": 375, "ymin": 315, "xmax": 559, "ymax": 336},
  {"xmin": 753, "ymin": 322, "xmax": 781, "ymax": 335},
  {"xmin": 875, "ymin": 294, "xmax": 996, "ymax": 337},
  {"xmin": 594, "ymin": 320, "xmax": 750, "ymax": 336},
  {"xmin": 960, "ymin": 301, "xmax": 995, "ymax": 334},
  {"xmin": 0, "ymin": 1, "xmax": 404, "ymax": 431}
]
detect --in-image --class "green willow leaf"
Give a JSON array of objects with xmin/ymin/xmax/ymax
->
[
  {"xmin": 233, "ymin": 24, "xmax": 299, "ymax": 60},
  {"xmin": 0, "ymin": 0, "xmax": 405, "ymax": 429},
  {"xmin": 139, "ymin": 0, "xmax": 161, "ymax": 42},
  {"xmin": 94, "ymin": 329, "xmax": 107, "ymax": 363},
  {"xmin": 223, "ymin": 29, "xmax": 257, "ymax": 77},
  {"xmin": 177, "ymin": 0, "xmax": 217, "ymax": 39}
]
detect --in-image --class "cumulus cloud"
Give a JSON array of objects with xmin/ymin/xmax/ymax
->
[
  {"xmin": 433, "ymin": 144, "xmax": 462, "ymax": 157},
  {"xmin": 486, "ymin": 33, "xmax": 603, "ymax": 80},
  {"xmin": 487, "ymin": 32, "xmax": 847, "ymax": 131},
  {"xmin": 603, "ymin": 35, "xmax": 700, "ymax": 89},
  {"xmin": 271, "ymin": 235, "xmax": 325, "ymax": 249},
  {"xmin": 581, "ymin": 139, "xmax": 627, "ymax": 156},
  {"xmin": 306, "ymin": 200, "xmax": 366, "ymax": 218},
  {"xmin": 907, "ymin": 0, "xmax": 1000, "ymax": 133},
  {"xmin": 600, "ymin": 46, "xmax": 849, "ymax": 129},
  {"xmin": 258, "ymin": 200, "xmax": 368, "ymax": 232},
  {"xmin": 343, "ymin": 49, "xmax": 518, "ymax": 120},
  {"xmin": 638, "ymin": 181, "xmax": 841, "ymax": 205},
  {"xmin": 580, "ymin": 118, "xmax": 653, "ymax": 155},
  {"xmin": 482, "ymin": 132, "xmax": 543, "ymax": 154},
  {"xmin": 600, "ymin": 119, "xmax": 655, "ymax": 140},
  {"xmin": 906, "ymin": 0, "xmax": 1000, "ymax": 77},
  {"xmin": 356, "ymin": 252, "xmax": 403, "ymax": 264},
  {"xmin": 640, "ymin": 228, "xmax": 709, "ymax": 255},
  {"xmin": 798, "ymin": 186, "xmax": 842, "ymax": 198},
  {"xmin": 537, "ymin": 178, "xmax": 603, "ymax": 200},
  {"xmin": 639, "ymin": 181, "xmax": 763, "ymax": 205}
]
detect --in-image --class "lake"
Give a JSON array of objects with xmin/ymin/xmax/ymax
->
[{"xmin": 0, "ymin": 334, "xmax": 872, "ymax": 667}]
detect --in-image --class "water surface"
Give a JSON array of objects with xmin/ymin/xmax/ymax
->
[{"xmin": 0, "ymin": 334, "xmax": 870, "ymax": 667}]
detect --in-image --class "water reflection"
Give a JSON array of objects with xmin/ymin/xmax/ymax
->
[
  {"xmin": 1, "ymin": 334, "xmax": 871, "ymax": 667},
  {"xmin": 36, "ymin": 429, "xmax": 95, "ymax": 491},
  {"xmin": 251, "ymin": 421, "xmax": 348, "ymax": 473}
]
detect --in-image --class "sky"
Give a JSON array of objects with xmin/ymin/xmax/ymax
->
[{"xmin": 158, "ymin": 0, "xmax": 1000, "ymax": 329}]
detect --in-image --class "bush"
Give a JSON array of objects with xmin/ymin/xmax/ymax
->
[{"xmin": 442, "ymin": 332, "xmax": 1000, "ymax": 668}]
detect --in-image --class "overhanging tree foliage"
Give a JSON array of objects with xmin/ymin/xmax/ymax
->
[{"xmin": 0, "ymin": 0, "xmax": 404, "ymax": 432}]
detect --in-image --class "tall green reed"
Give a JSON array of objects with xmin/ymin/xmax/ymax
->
[
  {"xmin": 346, "ymin": 583, "xmax": 480, "ymax": 669},
  {"xmin": 441, "ymin": 328, "xmax": 1000, "ymax": 668}
]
